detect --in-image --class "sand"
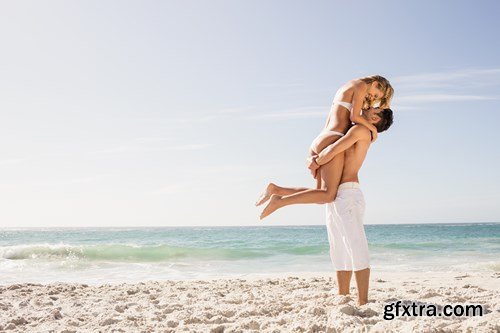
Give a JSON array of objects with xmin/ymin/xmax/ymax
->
[{"xmin": 0, "ymin": 271, "xmax": 499, "ymax": 332}]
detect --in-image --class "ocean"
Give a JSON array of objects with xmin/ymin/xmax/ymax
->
[{"xmin": 1, "ymin": 223, "xmax": 498, "ymax": 285}]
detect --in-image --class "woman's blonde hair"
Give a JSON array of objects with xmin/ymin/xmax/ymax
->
[{"xmin": 360, "ymin": 75, "xmax": 394, "ymax": 109}]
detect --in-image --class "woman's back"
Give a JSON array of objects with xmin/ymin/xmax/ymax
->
[{"xmin": 324, "ymin": 80, "xmax": 359, "ymax": 134}]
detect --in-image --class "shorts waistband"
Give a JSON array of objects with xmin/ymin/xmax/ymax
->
[{"xmin": 338, "ymin": 182, "xmax": 360, "ymax": 190}]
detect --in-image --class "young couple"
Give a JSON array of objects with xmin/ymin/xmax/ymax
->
[{"xmin": 256, "ymin": 75, "xmax": 394, "ymax": 306}]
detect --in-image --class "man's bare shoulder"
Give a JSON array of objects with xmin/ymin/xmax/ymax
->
[{"xmin": 347, "ymin": 125, "xmax": 372, "ymax": 141}]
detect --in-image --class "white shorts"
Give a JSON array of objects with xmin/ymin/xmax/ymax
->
[{"xmin": 325, "ymin": 182, "xmax": 370, "ymax": 271}]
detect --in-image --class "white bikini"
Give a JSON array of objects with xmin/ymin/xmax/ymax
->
[
  {"xmin": 331, "ymin": 88, "xmax": 353, "ymax": 112},
  {"xmin": 310, "ymin": 93, "xmax": 352, "ymax": 153},
  {"xmin": 332, "ymin": 100, "xmax": 352, "ymax": 112},
  {"xmin": 319, "ymin": 97, "xmax": 353, "ymax": 137},
  {"xmin": 321, "ymin": 91, "xmax": 352, "ymax": 136}
]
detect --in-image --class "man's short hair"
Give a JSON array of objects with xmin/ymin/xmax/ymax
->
[{"xmin": 375, "ymin": 108, "xmax": 393, "ymax": 133}]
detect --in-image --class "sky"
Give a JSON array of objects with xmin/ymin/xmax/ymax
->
[{"xmin": 0, "ymin": 0, "xmax": 499, "ymax": 227}]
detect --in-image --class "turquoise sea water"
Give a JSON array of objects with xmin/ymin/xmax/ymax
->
[{"xmin": 0, "ymin": 223, "xmax": 498, "ymax": 284}]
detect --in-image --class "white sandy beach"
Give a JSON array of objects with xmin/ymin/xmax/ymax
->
[{"xmin": 0, "ymin": 271, "xmax": 498, "ymax": 332}]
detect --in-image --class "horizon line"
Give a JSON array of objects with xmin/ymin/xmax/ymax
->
[{"xmin": 0, "ymin": 221, "xmax": 498, "ymax": 230}]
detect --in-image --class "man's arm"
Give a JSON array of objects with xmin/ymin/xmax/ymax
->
[
  {"xmin": 315, "ymin": 125, "xmax": 370, "ymax": 166},
  {"xmin": 350, "ymin": 83, "xmax": 378, "ymax": 142}
]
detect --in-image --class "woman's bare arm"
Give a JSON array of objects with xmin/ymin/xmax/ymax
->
[
  {"xmin": 314, "ymin": 125, "xmax": 370, "ymax": 166},
  {"xmin": 350, "ymin": 83, "xmax": 378, "ymax": 141}
]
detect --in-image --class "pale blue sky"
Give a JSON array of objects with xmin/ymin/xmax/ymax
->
[{"xmin": 1, "ymin": 1, "xmax": 499, "ymax": 227}]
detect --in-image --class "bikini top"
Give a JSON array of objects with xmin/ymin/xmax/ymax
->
[
  {"xmin": 332, "ymin": 89, "xmax": 353, "ymax": 111},
  {"xmin": 332, "ymin": 100, "xmax": 353, "ymax": 111}
]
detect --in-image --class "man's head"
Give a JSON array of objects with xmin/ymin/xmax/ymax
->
[{"xmin": 362, "ymin": 107, "xmax": 394, "ymax": 133}]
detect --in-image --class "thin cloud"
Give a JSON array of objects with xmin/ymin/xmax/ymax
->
[
  {"xmin": 218, "ymin": 106, "xmax": 256, "ymax": 114},
  {"xmin": 389, "ymin": 105, "xmax": 422, "ymax": 111},
  {"xmin": 0, "ymin": 158, "xmax": 29, "ymax": 166},
  {"xmin": 24, "ymin": 174, "xmax": 117, "ymax": 188},
  {"xmin": 392, "ymin": 68, "xmax": 500, "ymax": 108},
  {"xmin": 169, "ymin": 106, "xmax": 258, "ymax": 122},
  {"xmin": 248, "ymin": 107, "xmax": 327, "ymax": 120},
  {"xmin": 393, "ymin": 68, "xmax": 500, "ymax": 87},
  {"xmin": 61, "ymin": 175, "xmax": 116, "ymax": 185},
  {"xmin": 259, "ymin": 82, "xmax": 305, "ymax": 88},
  {"xmin": 133, "ymin": 137, "xmax": 171, "ymax": 144},
  {"xmin": 150, "ymin": 184, "xmax": 184, "ymax": 195},
  {"xmin": 170, "ymin": 115, "xmax": 219, "ymax": 124},
  {"xmin": 169, "ymin": 144, "xmax": 212, "ymax": 151},
  {"xmin": 88, "ymin": 139, "xmax": 212, "ymax": 155},
  {"xmin": 164, "ymin": 105, "xmax": 329, "ymax": 122},
  {"xmin": 189, "ymin": 164, "xmax": 277, "ymax": 175},
  {"xmin": 396, "ymin": 94, "xmax": 497, "ymax": 103},
  {"xmin": 89, "ymin": 145, "xmax": 136, "ymax": 154}
]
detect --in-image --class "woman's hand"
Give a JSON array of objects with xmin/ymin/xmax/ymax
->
[
  {"xmin": 307, "ymin": 155, "xmax": 320, "ymax": 176},
  {"xmin": 370, "ymin": 128, "xmax": 378, "ymax": 142}
]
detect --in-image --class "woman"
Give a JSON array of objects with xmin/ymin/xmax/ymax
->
[{"xmin": 256, "ymin": 75, "xmax": 394, "ymax": 219}]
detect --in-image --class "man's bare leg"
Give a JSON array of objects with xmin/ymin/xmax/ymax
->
[
  {"xmin": 337, "ymin": 270, "xmax": 352, "ymax": 295},
  {"xmin": 354, "ymin": 268, "xmax": 370, "ymax": 306},
  {"xmin": 260, "ymin": 153, "xmax": 344, "ymax": 219}
]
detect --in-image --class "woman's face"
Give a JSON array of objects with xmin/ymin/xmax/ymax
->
[{"xmin": 366, "ymin": 82, "xmax": 385, "ymax": 102}]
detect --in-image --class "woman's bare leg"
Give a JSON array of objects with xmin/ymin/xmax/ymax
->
[
  {"xmin": 256, "ymin": 150, "xmax": 323, "ymax": 206},
  {"xmin": 255, "ymin": 174, "xmax": 321, "ymax": 206},
  {"xmin": 316, "ymin": 172, "xmax": 322, "ymax": 189},
  {"xmin": 260, "ymin": 152, "xmax": 345, "ymax": 219},
  {"xmin": 255, "ymin": 183, "xmax": 311, "ymax": 206}
]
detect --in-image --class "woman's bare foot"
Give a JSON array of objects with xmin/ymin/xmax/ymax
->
[
  {"xmin": 255, "ymin": 183, "xmax": 276, "ymax": 206},
  {"xmin": 260, "ymin": 194, "xmax": 283, "ymax": 220}
]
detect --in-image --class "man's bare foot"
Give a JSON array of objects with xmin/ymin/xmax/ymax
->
[
  {"xmin": 255, "ymin": 183, "xmax": 276, "ymax": 206},
  {"xmin": 357, "ymin": 299, "xmax": 368, "ymax": 306},
  {"xmin": 259, "ymin": 194, "xmax": 283, "ymax": 220}
]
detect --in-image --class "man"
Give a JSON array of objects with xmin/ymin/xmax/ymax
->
[{"xmin": 308, "ymin": 107, "xmax": 393, "ymax": 306}]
